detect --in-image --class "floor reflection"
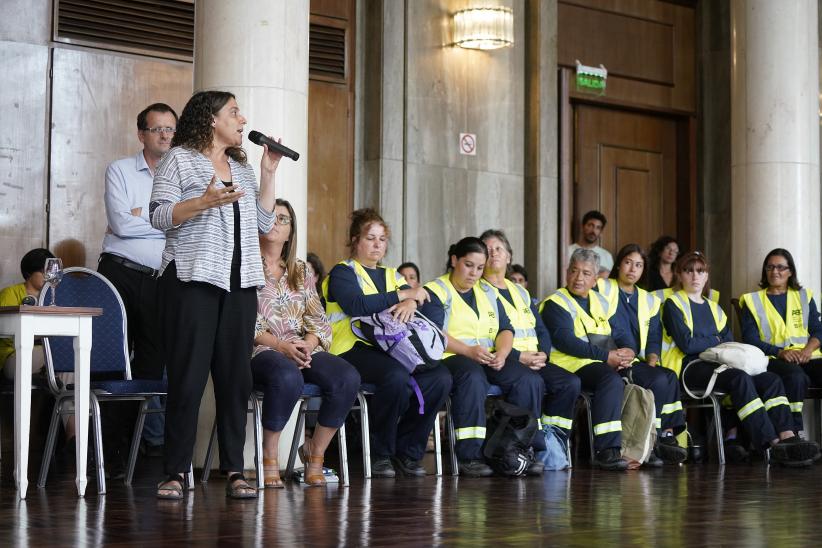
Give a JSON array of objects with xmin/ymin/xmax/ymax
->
[{"xmin": 4, "ymin": 464, "xmax": 822, "ymax": 545}]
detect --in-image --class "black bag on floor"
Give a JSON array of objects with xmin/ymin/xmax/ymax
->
[{"xmin": 482, "ymin": 400, "xmax": 538, "ymax": 477}]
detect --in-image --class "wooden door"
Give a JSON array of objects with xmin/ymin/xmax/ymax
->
[
  {"xmin": 307, "ymin": 0, "xmax": 355, "ymax": 268},
  {"xmin": 575, "ymin": 105, "xmax": 678, "ymax": 255}
]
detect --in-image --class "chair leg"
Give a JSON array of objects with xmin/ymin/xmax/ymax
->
[
  {"xmin": 445, "ymin": 399, "xmax": 459, "ymax": 476},
  {"xmin": 37, "ymin": 399, "xmax": 63, "ymax": 488},
  {"xmin": 186, "ymin": 463, "xmax": 195, "ymax": 491},
  {"xmin": 338, "ymin": 422, "xmax": 349, "ymax": 486},
  {"xmin": 201, "ymin": 420, "xmax": 218, "ymax": 483},
  {"xmin": 710, "ymin": 396, "xmax": 725, "ymax": 465},
  {"xmin": 251, "ymin": 393, "xmax": 264, "ymax": 490},
  {"xmin": 90, "ymin": 394, "xmax": 106, "ymax": 495},
  {"xmin": 357, "ymin": 392, "xmax": 372, "ymax": 479},
  {"xmin": 125, "ymin": 399, "xmax": 150, "ymax": 486},
  {"xmin": 582, "ymin": 394, "xmax": 596, "ymax": 463},
  {"xmin": 433, "ymin": 411, "xmax": 443, "ymax": 477},
  {"xmin": 285, "ymin": 399, "xmax": 309, "ymax": 480}
]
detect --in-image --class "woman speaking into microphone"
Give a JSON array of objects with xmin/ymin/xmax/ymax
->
[{"xmin": 150, "ymin": 91, "xmax": 283, "ymax": 500}]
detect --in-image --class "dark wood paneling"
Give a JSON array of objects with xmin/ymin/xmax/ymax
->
[
  {"xmin": 558, "ymin": 3, "xmax": 674, "ymax": 86},
  {"xmin": 307, "ymin": 0, "xmax": 355, "ymax": 267},
  {"xmin": 575, "ymin": 105, "xmax": 678, "ymax": 253},
  {"xmin": 558, "ymin": 0, "xmax": 695, "ymax": 114}
]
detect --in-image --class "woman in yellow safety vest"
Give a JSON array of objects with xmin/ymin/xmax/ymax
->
[
  {"xmin": 479, "ymin": 229, "xmax": 580, "ymax": 442},
  {"xmin": 599, "ymin": 243, "xmax": 687, "ymax": 465},
  {"xmin": 740, "ymin": 248, "xmax": 822, "ymax": 434},
  {"xmin": 661, "ymin": 251, "xmax": 818, "ymax": 466},
  {"xmin": 322, "ymin": 208, "xmax": 452, "ymax": 478},
  {"xmin": 420, "ymin": 236, "xmax": 545, "ymax": 477}
]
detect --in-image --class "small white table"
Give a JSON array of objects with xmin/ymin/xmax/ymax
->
[{"xmin": 0, "ymin": 305, "xmax": 101, "ymax": 499}]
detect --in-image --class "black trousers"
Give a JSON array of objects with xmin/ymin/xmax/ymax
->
[
  {"xmin": 626, "ymin": 363, "xmax": 686, "ymax": 434},
  {"xmin": 682, "ymin": 362, "xmax": 791, "ymax": 449},
  {"xmin": 767, "ymin": 359, "xmax": 810, "ymax": 431},
  {"xmin": 97, "ymin": 254, "xmax": 163, "ymax": 379},
  {"xmin": 340, "ymin": 343, "xmax": 452, "ymax": 461},
  {"xmin": 800, "ymin": 358, "xmax": 822, "ymax": 387},
  {"xmin": 444, "ymin": 354, "xmax": 544, "ymax": 461},
  {"xmin": 160, "ymin": 262, "xmax": 257, "ymax": 474},
  {"xmin": 574, "ymin": 362, "xmax": 624, "ymax": 452}
]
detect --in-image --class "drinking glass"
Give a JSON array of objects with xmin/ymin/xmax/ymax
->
[{"xmin": 44, "ymin": 258, "xmax": 63, "ymax": 306}]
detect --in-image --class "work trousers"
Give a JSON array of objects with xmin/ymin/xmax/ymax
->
[
  {"xmin": 444, "ymin": 355, "xmax": 544, "ymax": 461},
  {"xmin": 537, "ymin": 363, "xmax": 581, "ymax": 434},
  {"xmin": 626, "ymin": 363, "xmax": 686, "ymax": 434},
  {"xmin": 340, "ymin": 343, "xmax": 452, "ymax": 461},
  {"xmin": 682, "ymin": 361, "xmax": 791, "ymax": 449},
  {"xmin": 575, "ymin": 362, "xmax": 624, "ymax": 452},
  {"xmin": 767, "ymin": 359, "xmax": 810, "ymax": 432}
]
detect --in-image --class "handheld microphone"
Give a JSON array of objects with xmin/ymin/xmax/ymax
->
[{"xmin": 247, "ymin": 130, "xmax": 300, "ymax": 161}]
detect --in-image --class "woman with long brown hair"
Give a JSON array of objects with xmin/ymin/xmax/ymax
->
[
  {"xmin": 251, "ymin": 199, "xmax": 360, "ymax": 487},
  {"xmin": 150, "ymin": 90, "xmax": 282, "ymax": 499}
]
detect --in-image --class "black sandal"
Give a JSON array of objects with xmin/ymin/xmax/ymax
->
[
  {"xmin": 226, "ymin": 473, "xmax": 258, "ymax": 499},
  {"xmin": 157, "ymin": 474, "xmax": 185, "ymax": 500}
]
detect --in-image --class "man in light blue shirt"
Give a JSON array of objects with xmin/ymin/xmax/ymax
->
[{"xmin": 98, "ymin": 103, "xmax": 177, "ymax": 469}]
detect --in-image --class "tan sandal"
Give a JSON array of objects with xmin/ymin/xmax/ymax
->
[
  {"xmin": 156, "ymin": 474, "xmax": 185, "ymax": 500},
  {"xmin": 263, "ymin": 457, "xmax": 284, "ymax": 488},
  {"xmin": 298, "ymin": 441, "xmax": 326, "ymax": 487}
]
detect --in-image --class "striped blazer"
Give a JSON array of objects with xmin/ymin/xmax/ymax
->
[{"xmin": 150, "ymin": 146, "xmax": 276, "ymax": 291}]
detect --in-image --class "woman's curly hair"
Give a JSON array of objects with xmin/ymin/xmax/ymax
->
[{"xmin": 171, "ymin": 91, "xmax": 247, "ymax": 164}]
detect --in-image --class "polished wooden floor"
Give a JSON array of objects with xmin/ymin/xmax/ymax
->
[{"xmin": 2, "ymin": 449, "xmax": 822, "ymax": 547}]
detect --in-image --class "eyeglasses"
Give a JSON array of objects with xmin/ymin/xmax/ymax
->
[
  {"xmin": 142, "ymin": 127, "xmax": 176, "ymax": 134},
  {"xmin": 765, "ymin": 264, "xmax": 790, "ymax": 273},
  {"xmin": 275, "ymin": 214, "xmax": 292, "ymax": 225}
]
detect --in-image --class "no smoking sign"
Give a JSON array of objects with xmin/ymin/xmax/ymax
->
[{"xmin": 459, "ymin": 133, "xmax": 476, "ymax": 156}]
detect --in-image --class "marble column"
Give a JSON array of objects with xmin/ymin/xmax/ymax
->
[
  {"xmin": 731, "ymin": 0, "xmax": 820, "ymax": 297},
  {"xmin": 192, "ymin": 0, "xmax": 310, "ymax": 470}
]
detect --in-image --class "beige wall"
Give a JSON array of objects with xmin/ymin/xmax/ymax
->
[{"xmin": 358, "ymin": 0, "xmax": 560, "ymax": 297}]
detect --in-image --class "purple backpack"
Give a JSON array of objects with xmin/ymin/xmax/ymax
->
[{"xmin": 351, "ymin": 311, "xmax": 446, "ymax": 413}]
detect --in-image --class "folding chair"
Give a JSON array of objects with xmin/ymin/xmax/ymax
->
[{"xmin": 36, "ymin": 268, "xmax": 167, "ymax": 493}]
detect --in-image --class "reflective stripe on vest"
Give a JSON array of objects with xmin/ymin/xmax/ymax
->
[
  {"xmin": 425, "ymin": 275, "xmax": 500, "ymax": 358},
  {"xmin": 660, "ymin": 290, "xmax": 727, "ymax": 378},
  {"xmin": 741, "ymin": 288, "xmax": 818, "ymax": 355},
  {"xmin": 546, "ymin": 288, "xmax": 613, "ymax": 373},
  {"xmin": 323, "ymin": 260, "xmax": 404, "ymax": 355},
  {"xmin": 484, "ymin": 279, "xmax": 538, "ymax": 352}
]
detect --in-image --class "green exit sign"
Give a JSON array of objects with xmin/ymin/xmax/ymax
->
[{"xmin": 576, "ymin": 61, "xmax": 607, "ymax": 96}]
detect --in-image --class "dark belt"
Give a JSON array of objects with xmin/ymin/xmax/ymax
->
[{"xmin": 101, "ymin": 253, "xmax": 159, "ymax": 277}]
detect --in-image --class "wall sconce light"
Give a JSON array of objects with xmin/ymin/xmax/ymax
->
[{"xmin": 453, "ymin": 7, "xmax": 514, "ymax": 50}]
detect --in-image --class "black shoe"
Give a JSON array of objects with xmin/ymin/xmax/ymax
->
[
  {"xmin": 723, "ymin": 439, "xmax": 750, "ymax": 463},
  {"xmin": 458, "ymin": 460, "xmax": 493, "ymax": 477},
  {"xmin": 655, "ymin": 435, "xmax": 688, "ymax": 464},
  {"xmin": 526, "ymin": 461, "xmax": 544, "ymax": 476},
  {"xmin": 778, "ymin": 436, "xmax": 820, "ymax": 462},
  {"xmin": 644, "ymin": 452, "xmax": 664, "ymax": 468},
  {"xmin": 371, "ymin": 457, "xmax": 397, "ymax": 478},
  {"xmin": 391, "ymin": 456, "xmax": 426, "ymax": 477},
  {"xmin": 594, "ymin": 448, "xmax": 628, "ymax": 471},
  {"xmin": 770, "ymin": 443, "xmax": 813, "ymax": 468},
  {"xmin": 141, "ymin": 441, "xmax": 165, "ymax": 458}
]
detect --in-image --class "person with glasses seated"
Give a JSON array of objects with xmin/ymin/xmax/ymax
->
[
  {"xmin": 739, "ymin": 248, "xmax": 822, "ymax": 435},
  {"xmin": 661, "ymin": 251, "xmax": 819, "ymax": 466},
  {"xmin": 252, "ymin": 199, "xmax": 360, "ymax": 487},
  {"xmin": 98, "ymin": 103, "xmax": 178, "ymax": 475}
]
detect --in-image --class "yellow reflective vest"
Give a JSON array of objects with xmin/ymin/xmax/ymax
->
[
  {"xmin": 653, "ymin": 287, "xmax": 720, "ymax": 305},
  {"xmin": 425, "ymin": 275, "xmax": 500, "ymax": 359},
  {"xmin": 739, "ymin": 288, "xmax": 822, "ymax": 358},
  {"xmin": 481, "ymin": 278, "xmax": 538, "ymax": 352},
  {"xmin": 322, "ymin": 259, "xmax": 405, "ymax": 355},
  {"xmin": 660, "ymin": 290, "xmax": 728, "ymax": 377},
  {"xmin": 541, "ymin": 287, "xmax": 613, "ymax": 373},
  {"xmin": 597, "ymin": 278, "xmax": 661, "ymax": 360}
]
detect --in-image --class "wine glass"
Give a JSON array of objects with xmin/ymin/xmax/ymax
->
[{"xmin": 44, "ymin": 258, "xmax": 63, "ymax": 306}]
